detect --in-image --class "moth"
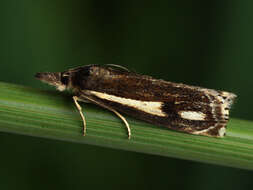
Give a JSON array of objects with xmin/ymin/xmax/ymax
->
[{"xmin": 35, "ymin": 64, "xmax": 236, "ymax": 139}]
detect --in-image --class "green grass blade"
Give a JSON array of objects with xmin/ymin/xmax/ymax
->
[{"xmin": 0, "ymin": 81, "xmax": 252, "ymax": 170}]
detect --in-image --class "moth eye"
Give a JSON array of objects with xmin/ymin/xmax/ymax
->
[{"xmin": 61, "ymin": 73, "xmax": 69, "ymax": 85}]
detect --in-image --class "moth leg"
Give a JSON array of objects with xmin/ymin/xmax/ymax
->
[
  {"xmin": 73, "ymin": 96, "xmax": 87, "ymax": 136},
  {"xmin": 80, "ymin": 95, "xmax": 131, "ymax": 139}
]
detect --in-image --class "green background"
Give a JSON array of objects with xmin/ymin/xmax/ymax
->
[{"xmin": 0, "ymin": 0, "xmax": 253, "ymax": 189}]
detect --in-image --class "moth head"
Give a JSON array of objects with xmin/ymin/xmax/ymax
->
[{"xmin": 35, "ymin": 71, "xmax": 70, "ymax": 91}]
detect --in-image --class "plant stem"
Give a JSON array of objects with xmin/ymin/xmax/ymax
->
[{"xmin": 0, "ymin": 81, "xmax": 252, "ymax": 170}]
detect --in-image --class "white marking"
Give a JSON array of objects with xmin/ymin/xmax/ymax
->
[
  {"xmin": 179, "ymin": 111, "xmax": 206, "ymax": 121},
  {"xmin": 200, "ymin": 89, "xmax": 236, "ymax": 117},
  {"xmin": 218, "ymin": 127, "xmax": 226, "ymax": 137},
  {"xmin": 192, "ymin": 126, "xmax": 215, "ymax": 135},
  {"xmin": 88, "ymin": 91, "xmax": 166, "ymax": 117},
  {"xmin": 192, "ymin": 126, "xmax": 226, "ymax": 137},
  {"xmin": 57, "ymin": 84, "xmax": 66, "ymax": 91}
]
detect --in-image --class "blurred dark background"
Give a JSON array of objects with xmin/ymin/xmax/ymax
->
[{"xmin": 0, "ymin": 0, "xmax": 253, "ymax": 189}]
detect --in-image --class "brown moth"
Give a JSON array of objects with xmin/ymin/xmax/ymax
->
[{"xmin": 35, "ymin": 65, "xmax": 236, "ymax": 139}]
